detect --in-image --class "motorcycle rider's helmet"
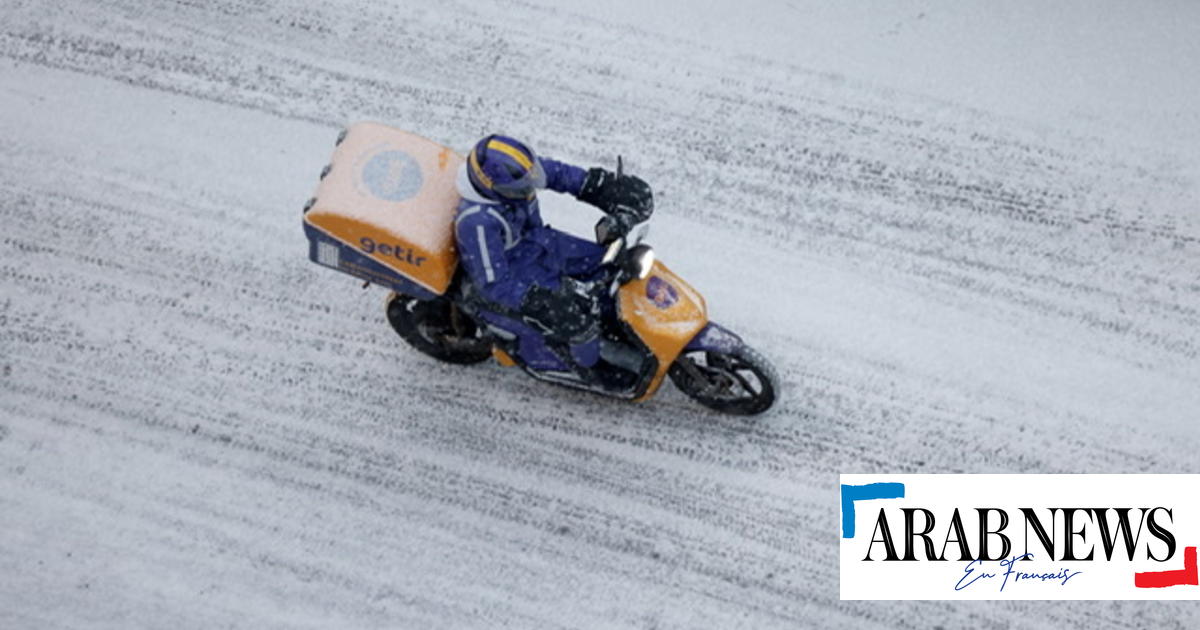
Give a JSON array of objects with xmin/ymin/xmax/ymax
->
[{"xmin": 466, "ymin": 134, "xmax": 547, "ymax": 201}]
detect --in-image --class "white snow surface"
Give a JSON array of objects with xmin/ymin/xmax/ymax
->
[
  {"xmin": 1, "ymin": 1, "xmax": 1198, "ymax": 628},
  {"xmin": 537, "ymin": 0, "xmax": 1200, "ymax": 177}
]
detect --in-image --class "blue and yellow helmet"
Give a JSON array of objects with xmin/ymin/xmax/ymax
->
[{"xmin": 466, "ymin": 135, "xmax": 547, "ymax": 201}]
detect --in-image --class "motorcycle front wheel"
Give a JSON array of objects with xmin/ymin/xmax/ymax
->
[
  {"xmin": 385, "ymin": 293, "xmax": 493, "ymax": 365},
  {"xmin": 668, "ymin": 345, "xmax": 778, "ymax": 415}
]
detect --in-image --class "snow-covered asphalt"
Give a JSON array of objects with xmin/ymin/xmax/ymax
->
[{"xmin": 1, "ymin": 1, "xmax": 1197, "ymax": 627}]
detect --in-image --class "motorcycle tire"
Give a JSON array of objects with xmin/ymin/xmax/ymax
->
[
  {"xmin": 668, "ymin": 345, "xmax": 778, "ymax": 415},
  {"xmin": 385, "ymin": 293, "xmax": 492, "ymax": 365}
]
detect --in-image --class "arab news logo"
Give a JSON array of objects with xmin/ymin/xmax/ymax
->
[{"xmin": 841, "ymin": 480, "xmax": 1199, "ymax": 592}]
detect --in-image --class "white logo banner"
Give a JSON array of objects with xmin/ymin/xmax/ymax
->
[{"xmin": 840, "ymin": 474, "xmax": 1200, "ymax": 600}]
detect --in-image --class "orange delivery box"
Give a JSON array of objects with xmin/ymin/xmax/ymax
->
[{"xmin": 302, "ymin": 123, "xmax": 463, "ymax": 298}]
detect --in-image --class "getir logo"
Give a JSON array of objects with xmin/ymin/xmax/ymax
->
[{"xmin": 839, "ymin": 475, "xmax": 1200, "ymax": 600}]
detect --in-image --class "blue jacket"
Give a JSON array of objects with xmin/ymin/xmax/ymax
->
[{"xmin": 454, "ymin": 157, "xmax": 598, "ymax": 309}]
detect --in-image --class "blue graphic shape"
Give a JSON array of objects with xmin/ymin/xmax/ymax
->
[
  {"xmin": 841, "ymin": 482, "xmax": 905, "ymax": 539},
  {"xmin": 646, "ymin": 276, "xmax": 679, "ymax": 309},
  {"xmin": 361, "ymin": 150, "xmax": 423, "ymax": 201}
]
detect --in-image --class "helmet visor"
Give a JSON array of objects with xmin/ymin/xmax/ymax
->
[{"xmin": 490, "ymin": 159, "xmax": 547, "ymax": 200}]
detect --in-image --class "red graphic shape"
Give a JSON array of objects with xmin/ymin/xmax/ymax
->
[{"xmin": 1134, "ymin": 546, "xmax": 1198, "ymax": 588}]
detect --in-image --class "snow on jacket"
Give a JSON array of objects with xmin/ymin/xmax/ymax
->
[{"xmin": 454, "ymin": 157, "xmax": 596, "ymax": 309}]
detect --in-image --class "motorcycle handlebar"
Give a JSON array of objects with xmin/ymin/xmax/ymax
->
[{"xmin": 593, "ymin": 155, "xmax": 653, "ymax": 245}]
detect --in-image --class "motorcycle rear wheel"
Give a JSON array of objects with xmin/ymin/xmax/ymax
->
[
  {"xmin": 668, "ymin": 345, "xmax": 778, "ymax": 415},
  {"xmin": 385, "ymin": 293, "xmax": 492, "ymax": 365}
]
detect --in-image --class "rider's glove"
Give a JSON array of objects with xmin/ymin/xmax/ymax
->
[
  {"xmin": 577, "ymin": 168, "xmax": 616, "ymax": 209},
  {"xmin": 519, "ymin": 279, "xmax": 601, "ymax": 344},
  {"xmin": 578, "ymin": 168, "xmax": 654, "ymax": 219}
]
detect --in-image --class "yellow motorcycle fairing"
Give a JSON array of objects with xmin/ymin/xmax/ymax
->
[{"xmin": 616, "ymin": 260, "xmax": 708, "ymax": 401}]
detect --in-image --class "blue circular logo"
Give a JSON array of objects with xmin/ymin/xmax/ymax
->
[
  {"xmin": 361, "ymin": 151, "xmax": 423, "ymax": 201},
  {"xmin": 647, "ymin": 276, "xmax": 679, "ymax": 310}
]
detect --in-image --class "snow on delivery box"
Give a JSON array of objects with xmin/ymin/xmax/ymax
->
[{"xmin": 303, "ymin": 123, "xmax": 462, "ymax": 298}]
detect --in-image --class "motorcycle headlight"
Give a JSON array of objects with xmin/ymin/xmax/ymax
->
[{"xmin": 631, "ymin": 245, "xmax": 655, "ymax": 280}]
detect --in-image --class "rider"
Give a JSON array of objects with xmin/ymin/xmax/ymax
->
[{"xmin": 453, "ymin": 134, "xmax": 651, "ymax": 376}]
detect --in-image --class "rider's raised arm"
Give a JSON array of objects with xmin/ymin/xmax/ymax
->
[
  {"xmin": 454, "ymin": 207, "xmax": 532, "ymax": 310},
  {"xmin": 538, "ymin": 157, "xmax": 588, "ymax": 197}
]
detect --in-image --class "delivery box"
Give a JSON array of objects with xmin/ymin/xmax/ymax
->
[{"xmin": 303, "ymin": 123, "xmax": 462, "ymax": 298}]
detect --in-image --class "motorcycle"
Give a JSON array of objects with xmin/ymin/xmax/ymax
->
[{"xmin": 303, "ymin": 123, "xmax": 778, "ymax": 415}]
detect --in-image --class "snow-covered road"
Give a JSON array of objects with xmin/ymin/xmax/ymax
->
[{"xmin": 1, "ymin": 1, "xmax": 1197, "ymax": 627}]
